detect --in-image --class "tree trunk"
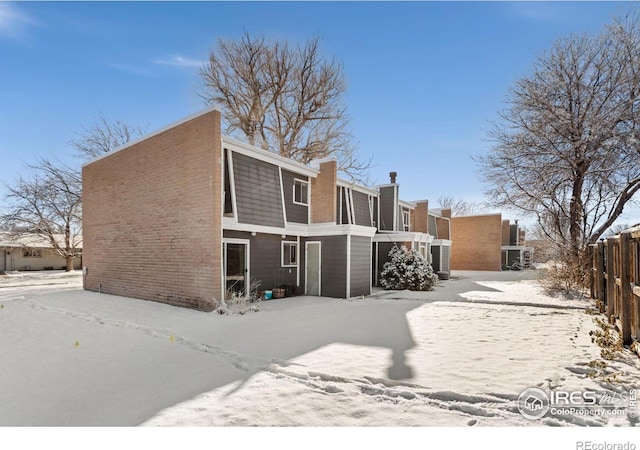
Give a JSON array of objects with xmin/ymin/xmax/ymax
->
[{"xmin": 65, "ymin": 255, "xmax": 74, "ymax": 272}]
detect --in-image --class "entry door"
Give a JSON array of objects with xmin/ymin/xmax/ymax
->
[
  {"xmin": 224, "ymin": 240, "xmax": 249, "ymax": 295},
  {"xmin": 305, "ymin": 242, "xmax": 321, "ymax": 296}
]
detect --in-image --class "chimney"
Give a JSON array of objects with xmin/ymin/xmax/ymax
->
[
  {"xmin": 389, "ymin": 172, "xmax": 397, "ymax": 184},
  {"xmin": 311, "ymin": 159, "xmax": 337, "ymax": 224}
]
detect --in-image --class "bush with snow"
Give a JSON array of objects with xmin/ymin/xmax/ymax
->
[{"xmin": 379, "ymin": 245, "xmax": 439, "ymax": 291}]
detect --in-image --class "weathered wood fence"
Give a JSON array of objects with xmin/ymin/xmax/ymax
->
[{"xmin": 591, "ymin": 231, "xmax": 640, "ymax": 346}]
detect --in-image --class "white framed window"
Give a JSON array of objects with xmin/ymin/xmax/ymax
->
[
  {"xmin": 23, "ymin": 248, "xmax": 43, "ymax": 258},
  {"xmin": 293, "ymin": 179, "xmax": 309, "ymax": 206},
  {"xmin": 282, "ymin": 241, "xmax": 298, "ymax": 267},
  {"xmin": 403, "ymin": 209, "xmax": 411, "ymax": 232}
]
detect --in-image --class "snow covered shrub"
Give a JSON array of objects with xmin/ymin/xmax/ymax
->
[
  {"xmin": 217, "ymin": 280, "xmax": 262, "ymax": 315},
  {"xmin": 379, "ymin": 245, "xmax": 439, "ymax": 291}
]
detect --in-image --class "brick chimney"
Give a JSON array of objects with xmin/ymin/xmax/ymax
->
[{"xmin": 311, "ymin": 159, "xmax": 337, "ymax": 223}]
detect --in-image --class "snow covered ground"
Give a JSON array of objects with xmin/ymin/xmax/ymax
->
[{"xmin": 2, "ymin": 269, "xmax": 639, "ymax": 447}]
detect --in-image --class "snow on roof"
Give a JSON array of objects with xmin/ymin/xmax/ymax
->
[{"xmin": 0, "ymin": 231, "xmax": 82, "ymax": 249}]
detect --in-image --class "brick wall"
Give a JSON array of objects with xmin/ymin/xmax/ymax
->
[
  {"xmin": 414, "ymin": 201, "xmax": 428, "ymax": 234},
  {"xmin": 311, "ymin": 160, "xmax": 337, "ymax": 223},
  {"xmin": 82, "ymin": 109, "xmax": 223, "ymax": 311},
  {"xmin": 450, "ymin": 214, "xmax": 502, "ymax": 271},
  {"xmin": 435, "ymin": 217, "xmax": 450, "ymax": 239},
  {"xmin": 502, "ymin": 220, "xmax": 511, "ymax": 246}
]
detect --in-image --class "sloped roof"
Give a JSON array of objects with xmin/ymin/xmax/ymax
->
[{"xmin": 0, "ymin": 231, "xmax": 82, "ymax": 249}]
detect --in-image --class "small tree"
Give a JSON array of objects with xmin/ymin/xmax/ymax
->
[
  {"xmin": 380, "ymin": 245, "xmax": 439, "ymax": 291},
  {"xmin": 2, "ymin": 159, "xmax": 82, "ymax": 271}
]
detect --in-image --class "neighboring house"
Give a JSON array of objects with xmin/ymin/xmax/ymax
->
[
  {"xmin": 0, "ymin": 232, "xmax": 82, "ymax": 272},
  {"xmin": 427, "ymin": 208, "xmax": 453, "ymax": 275},
  {"xmin": 501, "ymin": 220, "xmax": 534, "ymax": 269},
  {"xmin": 450, "ymin": 214, "xmax": 532, "ymax": 271},
  {"xmin": 450, "ymin": 213, "xmax": 504, "ymax": 271},
  {"xmin": 370, "ymin": 173, "xmax": 452, "ymax": 286}
]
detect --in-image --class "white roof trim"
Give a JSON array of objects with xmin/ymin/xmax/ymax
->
[
  {"xmin": 223, "ymin": 136, "xmax": 319, "ymax": 178},
  {"xmin": 398, "ymin": 199, "xmax": 416, "ymax": 209},
  {"xmin": 372, "ymin": 231, "xmax": 434, "ymax": 244},
  {"xmin": 336, "ymin": 178, "xmax": 379, "ymax": 196},
  {"xmin": 82, "ymin": 106, "xmax": 222, "ymax": 168},
  {"xmin": 223, "ymin": 218, "xmax": 376, "ymax": 238}
]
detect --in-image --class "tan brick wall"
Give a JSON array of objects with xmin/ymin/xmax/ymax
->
[
  {"xmin": 82, "ymin": 110, "xmax": 223, "ymax": 311},
  {"xmin": 450, "ymin": 214, "xmax": 502, "ymax": 271},
  {"xmin": 311, "ymin": 160, "xmax": 337, "ymax": 223},
  {"xmin": 414, "ymin": 201, "xmax": 428, "ymax": 234},
  {"xmin": 502, "ymin": 220, "xmax": 511, "ymax": 246},
  {"xmin": 435, "ymin": 217, "xmax": 450, "ymax": 239}
]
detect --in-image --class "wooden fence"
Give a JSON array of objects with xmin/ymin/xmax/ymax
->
[{"xmin": 591, "ymin": 231, "xmax": 640, "ymax": 346}]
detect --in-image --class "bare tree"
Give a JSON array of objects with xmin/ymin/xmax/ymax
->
[
  {"xmin": 2, "ymin": 159, "xmax": 82, "ymax": 271},
  {"xmin": 436, "ymin": 196, "xmax": 483, "ymax": 216},
  {"xmin": 2, "ymin": 116, "xmax": 144, "ymax": 271},
  {"xmin": 478, "ymin": 10, "xmax": 640, "ymax": 266},
  {"xmin": 71, "ymin": 113, "xmax": 146, "ymax": 160},
  {"xmin": 200, "ymin": 32, "xmax": 370, "ymax": 180}
]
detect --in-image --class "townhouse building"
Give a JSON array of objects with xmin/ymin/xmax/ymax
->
[{"xmin": 82, "ymin": 108, "xmax": 451, "ymax": 311}]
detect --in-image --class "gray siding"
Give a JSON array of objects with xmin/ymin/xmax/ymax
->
[
  {"xmin": 336, "ymin": 188, "xmax": 343, "ymax": 224},
  {"xmin": 350, "ymin": 236, "xmax": 371, "ymax": 296},
  {"xmin": 231, "ymin": 152, "xmax": 285, "ymax": 228},
  {"xmin": 223, "ymin": 231, "xmax": 298, "ymax": 292},
  {"xmin": 0, "ymin": 250, "xmax": 5, "ymax": 272},
  {"xmin": 379, "ymin": 186, "xmax": 396, "ymax": 231},
  {"xmin": 428, "ymin": 215, "xmax": 437, "ymax": 236},
  {"xmin": 442, "ymin": 246, "xmax": 451, "ymax": 272},
  {"xmin": 431, "ymin": 245, "xmax": 441, "ymax": 272},
  {"xmin": 352, "ymin": 191, "xmax": 372, "ymax": 227},
  {"xmin": 510, "ymin": 224, "xmax": 518, "ymax": 245},
  {"xmin": 304, "ymin": 235, "xmax": 347, "ymax": 298},
  {"xmin": 375, "ymin": 242, "xmax": 396, "ymax": 286},
  {"xmin": 281, "ymin": 169, "xmax": 309, "ymax": 224}
]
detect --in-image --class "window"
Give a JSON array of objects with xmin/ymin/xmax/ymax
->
[
  {"xmin": 282, "ymin": 242, "xmax": 298, "ymax": 267},
  {"xmin": 403, "ymin": 209, "xmax": 411, "ymax": 232},
  {"xmin": 293, "ymin": 179, "xmax": 309, "ymax": 205},
  {"xmin": 23, "ymin": 248, "xmax": 42, "ymax": 258}
]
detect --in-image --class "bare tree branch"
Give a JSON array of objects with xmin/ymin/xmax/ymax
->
[
  {"xmin": 199, "ymin": 32, "xmax": 371, "ymax": 182},
  {"xmin": 478, "ymin": 8, "xmax": 640, "ymax": 266}
]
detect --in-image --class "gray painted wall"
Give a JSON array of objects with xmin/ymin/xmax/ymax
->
[
  {"xmin": 231, "ymin": 152, "xmax": 285, "ymax": 228},
  {"xmin": 431, "ymin": 246, "xmax": 441, "ymax": 272},
  {"xmin": 350, "ymin": 236, "xmax": 371, "ymax": 296},
  {"xmin": 375, "ymin": 242, "xmax": 395, "ymax": 286},
  {"xmin": 223, "ymin": 231, "xmax": 298, "ymax": 292},
  {"xmin": 442, "ymin": 246, "xmax": 451, "ymax": 273},
  {"xmin": 428, "ymin": 215, "xmax": 437, "ymax": 236},
  {"xmin": 379, "ymin": 186, "xmax": 396, "ymax": 231},
  {"xmin": 0, "ymin": 250, "xmax": 5, "ymax": 272},
  {"xmin": 281, "ymin": 169, "xmax": 309, "ymax": 224},
  {"xmin": 305, "ymin": 235, "xmax": 347, "ymax": 298},
  {"xmin": 352, "ymin": 191, "xmax": 372, "ymax": 227},
  {"xmin": 510, "ymin": 224, "xmax": 518, "ymax": 245}
]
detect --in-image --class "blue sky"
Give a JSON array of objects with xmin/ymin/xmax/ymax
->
[{"xmin": 0, "ymin": 1, "xmax": 634, "ymax": 220}]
